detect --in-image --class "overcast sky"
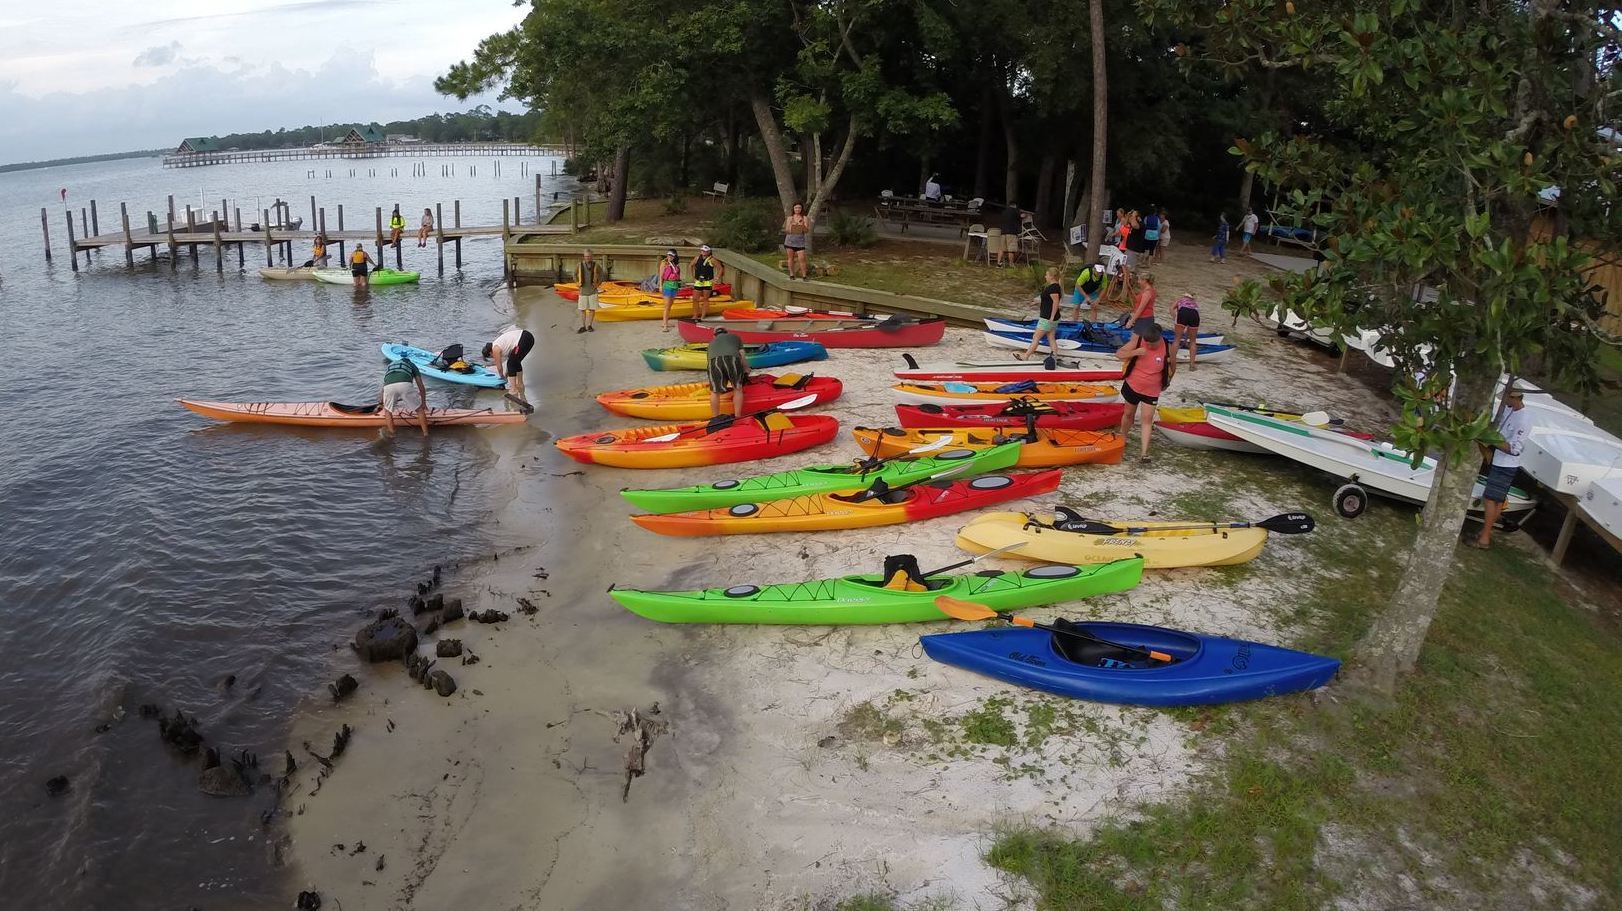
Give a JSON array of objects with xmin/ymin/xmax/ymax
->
[{"xmin": 0, "ymin": 0, "xmax": 528, "ymax": 163}]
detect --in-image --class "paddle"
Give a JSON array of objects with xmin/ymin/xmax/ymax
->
[
  {"xmin": 643, "ymin": 393, "xmax": 820, "ymax": 443},
  {"xmin": 854, "ymin": 433, "xmax": 955, "ymax": 472},
  {"xmin": 1046, "ymin": 507, "xmax": 1316, "ymax": 537},
  {"xmin": 844, "ymin": 459, "xmax": 977, "ymax": 503},
  {"xmin": 934, "ymin": 595, "xmax": 1174, "ymax": 663},
  {"xmin": 917, "ymin": 542, "xmax": 1027, "ymax": 577}
]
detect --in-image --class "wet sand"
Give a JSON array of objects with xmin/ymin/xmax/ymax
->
[{"xmin": 284, "ymin": 269, "xmax": 1400, "ymax": 908}]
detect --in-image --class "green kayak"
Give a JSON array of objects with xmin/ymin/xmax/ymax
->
[
  {"xmin": 610, "ymin": 557, "xmax": 1143, "ymax": 624},
  {"xmin": 620, "ymin": 441, "xmax": 1023, "ymax": 514},
  {"xmin": 312, "ymin": 268, "xmax": 422, "ymax": 286}
]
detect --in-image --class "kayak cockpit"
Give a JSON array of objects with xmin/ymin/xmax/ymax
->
[{"xmin": 1047, "ymin": 620, "xmax": 1202, "ymax": 670}]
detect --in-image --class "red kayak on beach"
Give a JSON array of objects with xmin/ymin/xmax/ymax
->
[
  {"xmin": 896, "ymin": 399, "xmax": 1126, "ymax": 431},
  {"xmin": 678, "ymin": 317, "xmax": 946, "ymax": 349}
]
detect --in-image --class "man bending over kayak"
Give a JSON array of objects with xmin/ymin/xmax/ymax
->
[
  {"xmin": 381, "ymin": 356, "xmax": 429, "ymax": 437},
  {"xmin": 483, "ymin": 326, "xmax": 536, "ymax": 404},
  {"xmin": 706, "ymin": 327, "xmax": 748, "ymax": 418}
]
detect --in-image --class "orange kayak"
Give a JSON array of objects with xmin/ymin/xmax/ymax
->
[
  {"xmin": 594, "ymin": 296, "xmax": 747, "ymax": 322},
  {"xmin": 178, "ymin": 399, "xmax": 527, "ymax": 428},
  {"xmin": 557, "ymin": 280, "xmax": 733, "ymax": 301},
  {"xmin": 596, "ymin": 374, "xmax": 843, "ymax": 420},
  {"xmin": 555, "ymin": 413, "xmax": 840, "ymax": 468},
  {"xmin": 852, "ymin": 426, "xmax": 1125, "ymax": 467}
]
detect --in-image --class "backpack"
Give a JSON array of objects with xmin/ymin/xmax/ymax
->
[{"xmin": 430, "ymin": 343, "xmax": 465, "ymax": 370}]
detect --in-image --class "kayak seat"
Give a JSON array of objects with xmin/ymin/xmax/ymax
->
[
  {"xmin": 330, "ymin": 402, "xmax": 382, "ymax": 415},
  {"xmin": 1050, "ymin": 618, "xmax": 1152, "ymax": 668},
  {"xmin": 832, "ymin": 488, "xmax": 915, "ymax": 505},
  {"xmin": 771, "ymin": 372, "xmax": 813, "ymax": 389}
]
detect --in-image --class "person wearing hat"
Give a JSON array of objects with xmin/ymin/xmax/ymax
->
[
  {"xmin": 658, "ymin": 249, "xmax": 683, "ymax": 331},
  {"xmin": 576, "ymin": 249, "xmax": 602, "ymax": 334},
  {"xmin": 1115, "ymin": 319, "xmax": 1174, "ymax": 462},
  {"xmin": 706, "ymin": 327, "xmax": 749, "ymax": 418},
  {"xmin": 690, "ymin": 245, "xmax": 725, "ymax": 320},
  {"xmin": 1071, "ymin": 263, "xmax": 1108, "ymax": 320},
  {"xmin": 1472, "ymin": 382, "xmax": 1533, "ymax": 549}
]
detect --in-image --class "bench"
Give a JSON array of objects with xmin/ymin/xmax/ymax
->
[{"xmin": 702, "ymin": 182, "xmax": 730, "ymax": 201}]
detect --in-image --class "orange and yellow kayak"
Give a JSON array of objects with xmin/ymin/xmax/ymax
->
[
  {"xmin": 597, "ymin": 374, "xmax": 843, "ymax": 420},
  {"xmin": 594, "ymin": 296, "xmax": 748, "ymax": 322},
  {"xmin": 178, "ymin": 399, "xmax": 527, "ymax": 428},
  {"xmin": 556, "ymin": 280, "xmax": 733, "ymax": 301},
  {"xmin": 555, "ymin": 413, "xmax": 840, "ymax": 468},
  {"xmin": 893, "ymin": 381, "xmax": 1120, "ymax": 406},
  {"xmin": 851, "ymin": 426, "xmax": 1126, "ymax": 468}
]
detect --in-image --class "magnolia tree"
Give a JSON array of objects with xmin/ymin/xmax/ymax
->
[{"xmin": 1143, "ymin": 0, "xmax": 1620, "ymax": 692}]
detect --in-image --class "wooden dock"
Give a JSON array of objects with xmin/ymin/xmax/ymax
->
[{"xmin": 162, "ymin": 141, "xmax": 564, "ymax": 168}]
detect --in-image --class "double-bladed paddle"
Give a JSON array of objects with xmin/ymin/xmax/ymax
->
[
  {"xmin": 917, "ymin": 542, "xmax": 1027, "ymax": 577},
  {"xmin": 854, "ymin": 433, "xmax": 955, "ymax": 473},
  {"xmin": 933, "ymin": 595, "xmax": 1174, "ymax": 663},
  {"xmin": 643, "ymin": 393, "xmax": 820, "ymax": 443},
  {"xmin": 844, "ymin": 459, "xmax": 980, "ymax": 503},
  {"xmin": 1044, "ymin": 507, "xmax": 1316, "ymax": 537}
]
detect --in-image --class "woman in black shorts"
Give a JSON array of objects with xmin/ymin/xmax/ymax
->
[
  {"xmin": 483, "ymin": 327, "xmax": 536, "ymax": 403},
  {"xmin": 1172, "ymin": 293, "xmax": 1201, "ymax": 369}
]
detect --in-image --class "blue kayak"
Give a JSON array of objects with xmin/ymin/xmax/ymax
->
[
  {"xmin": 920, "ymin": 622, "xmax": 1339, "ymax": 706},
  {"xmin": 984, "ymin": 328, "xmax": 1237, "ymax": 362},
  {"xmin": 639, "ymin": 340, "xmax": 828, "ymax": 372},
  {"xmin": 381, "ymin": 343, "xmax": 505, "ymax": 388},
  {"xmin": 985, "ymin": 318, "xmax": 1224, "ymax": 345}
]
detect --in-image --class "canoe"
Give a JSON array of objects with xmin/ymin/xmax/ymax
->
[
  {"xmin": 984, "ymin": 329, "xmax": 1236, "ymax": 363},
  {"xmin": 631, "ymin": 469, "xmax": 1062, "ymax": 536},
  {"xmin": 312, "ymin": 268, "xmax": 421, "ymax": 286},
  {"xmin": 258, "ymin": 266, "xmax": 317, "ymax": 281},
  {"xmin": 596, "ymin": 374, "xmax": 843, "ymax": 420},
  {"xmin": 178, "ymin": 399, "xmax": 525, "ymax": 428},
  {"xmin": 894, "ymin": 360, "xmax": 1123, "ymax": 384},
  {"xmin": 680, "ymin": 317, "xmax": 947, "ymax": 349},
  {"xmin": 850, "ymin": 426, "xmax": 1126, "ymax": 468},
  {"xmin": 1204, "ymin": 405, "xmax": 1538, "ymax": 515},
  {"xmin": 1153, "ymin": 405, "xmax": 1371, "ymax": 454},
  {"xmin": 620, "ymin": 441, "xmax": 1024, "ymax": 514},
  {"xmin": 723, "ymin": 307, "xmax": 869, "ymax": 320},
  {"xmin": 893, "ymin": 381, "xmax": 1120, "ymax": 406},
  {"xmin": 641, "ymin": 341, "xmax": 828, "ymax": 372},
  {"xmin": 984, "ymin": 317, "xmax": 1225, "ymax": 346},
  {"xmin": 954, "ymin": 510, "xmax": 1269, "ymax": 568},
  {"xmin": 556, "ymin": 280, "xmax": 732, "ymax": 301},
  {"xmin": 380, "ymin": 343, "xmax": 505, "ymax": 389},
  {"xmin": 594, "ymin": 297, "xmax": 750, "ymax": 322},
  {"xmin": 920, "ymin": 622, "xmax": 1340, "ymax": 706},
  {"xmin": 611, "ymin": 557, "xmax": 1143, "ymax": 624},
  {"xmin": 896, "ymin": 400, "xmax": 1127, "ymax": 431},
  {"xmin": 554, "ymin": 413, "xmax": 839, "ymax": 468}
]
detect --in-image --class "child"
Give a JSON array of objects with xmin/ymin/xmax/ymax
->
[{"xmin": 1210, "ymin": 214, "xmax": 1230, "ymax": 264}]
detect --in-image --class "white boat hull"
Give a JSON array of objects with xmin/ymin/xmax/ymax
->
[
  {"xmin": 1154, "ymin": 422, "xmax": 1268, "ymax": 453},
  {"xmin": 1522, "ymin": 431, "xmax": 1622, "ymax": 495},
  {"xmin": 1581, "ymin": 477, "xmax": 1622, "ymax": 539}
]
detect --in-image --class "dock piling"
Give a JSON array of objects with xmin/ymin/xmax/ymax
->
[
  {"xmin": 435, "ymin": 202, "xmax": 444, "ymax": 275},
  {"xmin": 120, "ymin": 203, "xmax": 133, "ymax": 268},
  {"xmin": 454, "ymin": 200, "xmax": 462, "ymax": 269},
  {"xmin": 90, "ymin": 200, "xmax": 100, "ymax": 237},
  {"xmin": 40, "ymin": 208, "xmax": 51, "ymax": 261},
  {"xmin": 186, "ymin": 208, "xmax": 198, "ymax": 266},
  {"xmin": 166, "ymin": 213, "xmax": 178, "ymax": 270},
  {"xmin": 64, "ymin": 209, "xmax": 78, "ymax": 273},
  {"xmin": 374, "ymin": 207, "xmax": 384, "ymax": 262},
  {"xmin": 263, "ymin": 209, "xmax": 273, "ymax": 266},
  {"xmin": 337, "ymin": 205, "xmax": 346, "ymax": 262},
  {"xmin": 212, "ymin": 210, "xmax": 223, "ymax": 272}
]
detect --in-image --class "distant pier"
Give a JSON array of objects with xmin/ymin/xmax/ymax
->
[{"xmin": 163, "ymin": 141, "xmax": 565, "ymax": 168}]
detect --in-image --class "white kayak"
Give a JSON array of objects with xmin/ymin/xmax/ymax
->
[
  {"xmin": 312, "ymin": 268, "xmax": 422, "ymax": 286},
  {"xmin": 894, "ymin": 359, "xmax": 1123, "ymax": 384},
  {"xmin": 259, "ymin": 266, "xmax": 317, "ymax": 281},
  {"xmin": 983, "ymin": 330, "xmax": 1237, "ymax": 364},
  {"xmin": 983, "ymin": 317, "xmax": 1225, "ymax": 346}
]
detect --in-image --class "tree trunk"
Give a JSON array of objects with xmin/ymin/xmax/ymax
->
[
  {"xmin": 726, "ymin": 109, "xmax": 742, "ymax": 186},
  {"xmin": 1083, "ymin": 0, "xmax": 1108, "ymax": 263},
  {"xmin": 750, "ymin": 91, "xmax": 800, "ymax": 216},
  {"xmin": 679, "ymin": 131, "xmax": 691, "ymax": 190},
  {"xmin": 1063, "ymin": 158, "xmax": 1085, "ymax": 232},
  {"xmin": 1237, "ymin": 169, "xmax": 1255, "ymax": 222},
  {"xmin": 805, "ymin": 114, "xmax": 859, "ymax": 259},
  {"xmin": 1033, "ymin": 152, "xmax": 1058, "ymax": 227},
  {"xmin": 1352, "ymin": 367, "xmax": 1496, "ymax": 694},
  {"xmin": 606, "ymin": 145, "xmax": 630, "ymax": 223},
  {"xmin": 974, "ymin": 84, "xmax": 994, "ymax": 199},
  {"xmin": 999, "ymin": 76, "xmax": 1020, "ymax": 204},
  {"xmin": 918, "ymin": 154, "xmax": 932, "ymax": 197}
]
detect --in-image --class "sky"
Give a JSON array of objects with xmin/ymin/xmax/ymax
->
[{"xmin": 0, "ymin": 0, "xmax": 529, "ymax": 163}]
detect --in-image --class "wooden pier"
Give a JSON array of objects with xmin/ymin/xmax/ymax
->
[{"xmin": 162, "ymin": 141, "xmax": 564, "ymax": 168}]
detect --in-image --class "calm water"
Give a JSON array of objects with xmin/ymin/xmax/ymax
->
[{"xmin": 0, "ymin": 155, "xmax": 575, "ymax": 908}]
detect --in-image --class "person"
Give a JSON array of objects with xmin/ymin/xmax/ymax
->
[
  {"xmin": 1128, "ymin": 271, "xmax": 1157, "ymax": 328},
  {"xmin": 1115, "ymin": 320, "xmax": 1174, "ymax": 462},
  {"xmin": 1141, "ymin": 208, "xmax": 1162, "ymax": 262},
  {"xmin": 706, "ymin": 327, "xmax": 749, "ymax": 418},
  {"xmin": 60, "ymin": 187, "xmax": 67, "ymax": 202},
  {"xmin": 389, "ymin": 205, "xmax": 406, "ymax": 248},
  {"xmin": 1240, "ymin": 207, "xmax": 1259, "ymax": 254},
  {"xmin": 311, "ymin": 232, "xmax": 329, "ymax": 268},
  {"xmin": 483, "ymin": 326, "xmax": 536, "ymax": 403},
  {"xmin": 923, "ymin": 174, "xmax": 943, "ymax": 202},
  {"xmin": 380, "ymin": 355, "xmax": 429, "ymax": 438},
  {"xmin": 576, "ymin": 249, "xmax": 602, "ymax": 334},
  {"xmin": 1210, "ymin": 213, "xmax": 1230, "ymax": 263},
  {"xmin": 690, "ymin": 245, "xmax": 725, "ymax": 320},
  {"xmin": 1124, "ymin": 209, "xmax": 1151, "ymax": 269},
  {"xmin": 417, "ymin": 208, "xmax": 433, "ymax": 248},
  {"xmin": 998, "ymin": 202, "xmax": 1023, "ymax": 266},
  {"xmin": 1171, "ymin": 292, "xmax": 1201, "ymax": 369},
  {"xmin": 1071, "ymin": 263, "xmax": 1108, "ymax": 320},
  {"xmin": 1154, "ymin": 209, "xmax": 1171, "ymax": 262},
  {"xmin": 1019, "ymin": 267, "xmax": 1065, "ymax": 360},
  {"xmin": 350, "ymin": 243, "xmax": 375, "ymax": 288},
  {"xmin": 657, "ymin": 249, "xmax": 683, "ymax": 331},
  {"xmin": 1472, "ymin": 383, "xmax": 1533, "ymax": 549},
  {"xmin": 1097, "ymin": 244, "xmax": 1128, "ymax": 305},
  {"xmin": 783, "ymin": 204, "xmax": 811, "ymax": 279}
]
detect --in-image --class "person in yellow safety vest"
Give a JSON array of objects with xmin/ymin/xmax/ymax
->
[
  {"xmin": 689, "ymin": 244, "xmax": 726, "ymax": 320},
  {"xmin": 350, "ymin": 244, "xmax": 375, "ymax": 288},
  {"xmin": 311, "ymin": 233, "xmax": 329, "ymax": 268},
  {"xmin": 389, "ymin": 205, "xmax": 405, "ymax": 248}
]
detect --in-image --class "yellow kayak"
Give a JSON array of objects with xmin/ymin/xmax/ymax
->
[
  {"xmin": 955, "ymin": 510, "xmax": 1269, "ymax": 569},
  {"xmin": 594, "ymin": 296, "xmax": 750, "ymax": 322}
]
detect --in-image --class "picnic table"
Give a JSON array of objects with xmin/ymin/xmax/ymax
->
[{"xmin": 874, "ymin": 197, "xmax": 982, "ymax": 234}]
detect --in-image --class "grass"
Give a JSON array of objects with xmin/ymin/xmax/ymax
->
[{"xmin": 746, "ymin": 245, "xmax": 1040, "ymax": 311}]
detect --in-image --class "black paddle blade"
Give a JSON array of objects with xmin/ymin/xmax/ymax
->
[
  {"xmin": 901, "ymin": 353, "xmax": 920, "ymax": 369},
  {"xmin": 1258, "ymin": 512, "xmax": 1316, "ymax": 534},
  {"xmin": 706, "ymin": 414, "xmax": 736, "ymax": 434}
]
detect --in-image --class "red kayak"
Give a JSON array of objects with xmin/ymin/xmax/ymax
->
[
  {"xmin": 894, "ymin": 363, "xmax": 1123, "ymax": 384},
  {"xmin": 555, "ymin": 413, "xmax": 839, "ymax": 468},
  {"xmin": 896, "ymin": 400, "xmax": 1126, "ymax": 431},
  {"xmin": 722, "ymin": 307, "xmax": 864, "ymax": 320},
  {"xmin": 679, "ymin": 317, "xmax": 946, "ymax": 349}
]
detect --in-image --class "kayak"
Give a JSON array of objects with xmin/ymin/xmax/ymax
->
[
  {"xmin": 722, "ymin": 307, "xmax": 869, "ymax": 320},
  {"xmin": 1154, "ymin": 405, "xmax": 1372, "ymax": 454},
  {"xmin": 554, "ymin": 413, "xmax": 839, "ymax": 468},
  {"xmin": 919, "ymin": 622, "xmax": 1340, "ymax": 706},
  {"xmin": 955, "ymin": 510, "xmax": 1269, "ymax": 568},
  {"xmin": 556, "ymin": 280, "xmax": 731, "ymax": 301},
  {"xmin": 631, "ymin": 469, "xmax": 1062, "ymax": 536},
  {"xmin": 851, "ymin": 426, "xmax": 1126, "ymax": 468},
  {"xmin": 896, "ymin": 400, "xmax": 1127, "ymax": 431},
  {"xmin": 380, "ymin": 343, "xmax": 505, "ymax": 389},
  {"xmin": 680, "ymin": 317, "xmax": 947, "ymax": 349},
  {"xmin": 984, "ymin": 329, "xmax": 1236, "ymax": 363},
  {"xmin": 611, "ymin": 557, "xmax": 1143, "ymax": 624},
  {"xmin": 594, "ymin": 297, "xmax": 750, "ymax": 322},
  {"xmin": 984, "ymin": 317, "xmax": 1225, "ymax": 346},
  {"xmin": 178, "ymin": 399, "xmax": 526, "ymax": 428},
  {"xmin": 596, "ymin": 374, "xmax": 842, "ymax": 420},
  {"xmin": 258, "ymin": 266, "xmax": 317, "ymax": 281},
  {"xmin": 894, "ymin": 360, "xmax": 1123, "ymax": 384},
  {"xmin": 312, "ymin": 268, "xmax": 421, "ymax": 286},
  {"xmin": 620, "ymin": 441, "xmax": 1024, "ymax": 514},
  {"xmin": 893, "ymin": 381, "xmax": 1120, "ymax": 406},
  {"xmin": 641, "ymin": 341, "xmax": 828, "ymax": 372}
]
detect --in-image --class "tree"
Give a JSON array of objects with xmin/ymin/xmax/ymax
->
[
  {"xmin": 1145, "ymin": 0, "xmax": 1620, "ymax": 692},
  {"xmin": 1084, "ymin": 0, "xmax": 1108, "ymax": 262}
]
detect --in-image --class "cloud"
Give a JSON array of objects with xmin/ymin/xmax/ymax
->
[
  {"xmin": 133, "ymin": 41, "xmax": 182, "ymax": 67},
  {"xmin": 134, "ymin": 0, "xmax": 382, "ymax": 30}
]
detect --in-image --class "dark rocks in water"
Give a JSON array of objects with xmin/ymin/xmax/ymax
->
[
  {"xmin": 377, "ymin": 607, "xmax": 399, "ymax": 621},
  {"xmin": 93, "ymin": 722, "xmax": 112, "ymax": 734},
  {"xmin": 442, "ymin": 599, "xmax": 465, "ymax": 623},
  {"xmin": 198, "ymin": 748, "xmax": 251, "ymax": 797},
  {"xmin": 470, "ymin": 609, "xmax": 510, "ymax": 624},
  {"xmin": 429, "ymin": 670, "xmax": 457, "ymax": 697},
  {"xmin": 44, "ymin": 775, "xmax": 70, "ymax": 797},
  {"xmin": 296, "ymin": 890, "xmax": 322, "ymax": 910},
  {"xmin": 433, "ymin": 564, "xmax": 442, "ymax": 586},
  {"xmin": 158, "ymin": 710, "xmax": 204, "ymax": 756},
  {"xmin": 405, "ymin": 653, "xmax": 435, "ymax": 683},
  {"xmin": 283, "ymin": 751, "xmax": 297, "ymax": 777},
  {"xmin": 435, "ymin": 639, "xmax": 463, "ymax": 658},
  {"xmin": 328, "ymin": 674, "xmax": 358, "ymax": 702},
  {"xmin": 409, "ymin": 595, "xmax": 427, "ymax": 615},
  {"xmin": 220, "ymin": 674, "xmax": 237, "ymax": 690},
  {"xmin": 376, "ymin": 854, "xmax": 386, "ymax": 871},
  {"xmin": 461, "ymin": 652, "xmax": 481, "ymax": 667},
  {"xmin": 421, "ymin": 615, "xmax": 441, "ymax": 637},
  {"xmin": 516, "ymin": 597, "xmax": 539, "ymax": 616},
  {"xmin": 419, "ymin": 661, "xmax": 438, "ymax": 690},
  {"xmin": 354, "ymin": 616, "xmax": 418, "ymax": 663},
  {"xmin": 426, "ymin": 593, "xmax": 444, "ymax": 612},
  {"xmin": 138, "ymin": 704, "xmax": 161, "ymax": 719},
  {"xmin": 417, "ymin": 581, "xmax": 430, "ymax": 596},
  {"xmin": 329, "ymin": 725, "xmax": 353, "ymax": 760}
]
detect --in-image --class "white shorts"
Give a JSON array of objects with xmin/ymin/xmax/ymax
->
[
  {"xmin": 577, "ymin": 292, "xmax": 601, "ymax": 311},
  {"xmin": 383, "ymin": 382, "xmax": 420, "ymax": 412}
]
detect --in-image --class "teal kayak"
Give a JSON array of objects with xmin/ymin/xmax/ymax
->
[
  {"xmin": 381, "ymin": 343, "xmax": 505, "ymax": 388},
  {"xmin": 620, "ymin": 441, "xmax": 1023, "ymax": 513}
]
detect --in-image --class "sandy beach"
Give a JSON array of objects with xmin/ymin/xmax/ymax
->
[{"xmin": 283, "ymin": 261, "xmax": 1402, "ymax": 909}]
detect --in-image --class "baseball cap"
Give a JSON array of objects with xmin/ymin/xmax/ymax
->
[{"xmin": 700, "ymin": 244, "xmax": 712, "ymax": 252}]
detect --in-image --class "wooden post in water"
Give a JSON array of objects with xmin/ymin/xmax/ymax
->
[
  {"xmin": 534, "ymin": 174, "xmax": 541, "ymax": 226},
  {"xmin": 40, "ymin": 208, "xmax": 52, "ymax": 261},
  {"xmin": 502, "ymin": 198, "xmax": 513, "ymax": 287},
  {"xmin": 64, "ymin": 209, "xmax": 78, "ymax": 272},
  {"xmin": 373, "ymin": 207, "xmax": 384, "ymax": 264},
  {"xmin": 186, "ymin": 207, "xmax": 198, "ymax": 266},
  {"xmin": 235, "ymin": 208, "xmax": 244, "ymax": 267},
  {"xmin": 435, "ymin": 202, "xmax": 444, "ymax": 274},
  {"xmin": 263, "ymin": 209, "xmax": 274, "ymax": 266},
  {"xmin": 454, "ymin": 200, "xmax": 462, "ymax": 269},
  {"xmin": 166, "ymin": 212, "xmax": 178, "ymax": 270},
  {"xmin": 337, "ymin": 204, "xmax": 346, "ymax": 262},
  {"xmin": 309, "ymin": 195, "xmax": 317, "ymax": 230},
  {"xmin": 120, "ymin": 203, "xmax": 134, "ymax": 268},
  {"xmin": 80, "ymin": 207, "xmax": 88, "ymax": 245},
  {"xmin": 90, "ymin": 200, "xmax": 100, "ymax": 236}
]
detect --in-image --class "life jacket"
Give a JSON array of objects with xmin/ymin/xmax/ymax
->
[
  {"xmin": 389, "ymin": 213, "xmax": 405, "ymax": 230},
  {"xmin": 351, "ymin": 248, "xmax": 368, "ymax": 265}
]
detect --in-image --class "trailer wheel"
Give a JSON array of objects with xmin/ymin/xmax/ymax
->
[{"xmin": 1333, "ymin": 483, "xmax": 1368, "ymax": 519}]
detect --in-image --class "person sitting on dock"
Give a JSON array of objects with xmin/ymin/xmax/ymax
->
[
  {"xmin": 690, "ymin": 245, "xmax": 725, "ymax": 320},
  {"xmin": 380, "ymin": 356, "xmax": 429, "ymax": 438},
  {"xmin": 417, "ymin": 208, "xmax": 433, "ymax": 248},
  {"xmin": 707, "ymin": 327, "xmax": 749, "ymax": 418},
  {"xmin": 389, "ymin": 206, "xmax": 406, "ymax": 248},
  {"xmin": 350, "ymin": 244, "xmax": 375, "ymax": 288},
  {"xmin": 483, "ymin": 326, "xmax": 536, "ymax": 403},
  {"xmin": 1472, "ymin": 383, "xmax": 1533, "ymax": 550}
]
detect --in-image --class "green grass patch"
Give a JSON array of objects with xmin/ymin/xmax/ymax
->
[{"xmin": 959, "ymin": 695, "xmax": 1018, "ymax": 747}]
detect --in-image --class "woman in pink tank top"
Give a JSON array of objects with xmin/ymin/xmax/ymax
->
[{"xmin": 1115, "ymin": 319, "xmax": 1174, "ymax": 462}]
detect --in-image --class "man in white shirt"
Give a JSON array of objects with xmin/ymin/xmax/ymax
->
[
  {"xmin": 923, "ymin": 175, "xmax": 943, "ymax": 203},
  {"xmin": 1240, "ymin": 208, "xmax": 1260, "ymax": 253},
  {"xmin": 1472, "ymin": 382, "xmax": 1533, "ymax": 549}
]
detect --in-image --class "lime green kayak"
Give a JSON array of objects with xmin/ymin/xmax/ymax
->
[
  {"xmin": 312, "ymin": 268, "xmax": 421, "ymax": 286},
  {"xmin": 620, "ymin": 441, "xmax": 1022, "ymax": 514},
  {"xmin": 610, "ymin": 558, "xmax": 1143, "ymax": 624}
]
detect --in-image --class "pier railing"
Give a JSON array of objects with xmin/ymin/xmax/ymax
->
[{"xmin": 162, "ymin": 142, "xmax": 566, "ymax": 168}]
